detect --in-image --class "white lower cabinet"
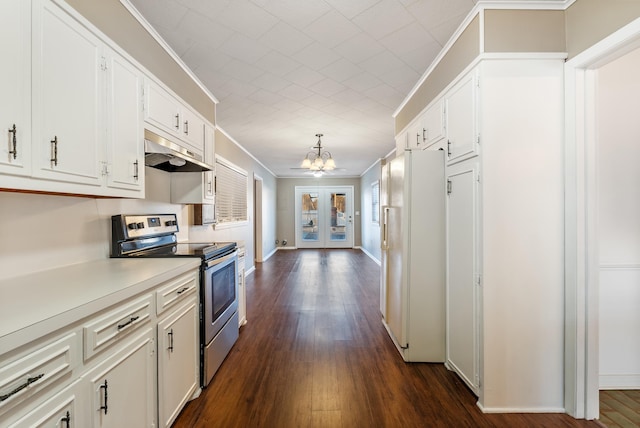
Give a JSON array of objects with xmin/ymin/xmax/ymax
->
[
  {"xmin": 0, "ymin": 268, "xmax": 201, "ymax": 428},
  {"xmin": 157, "ymin": 300, "xmax": 199, "ymax": 428},
  {"xmin": 83, "ymin": 329, "xmax": 156, "ymax": 428}
]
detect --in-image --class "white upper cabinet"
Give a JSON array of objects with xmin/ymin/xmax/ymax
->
[
  {"xmin": 406, "ymin": 121, "xmax": 423, "ymax": 151},
  {"xmin": 144, "ymin": 80, "xmax": 206, "ymax": 158},
  {"xmin": 105, "ymin": 49, "xmax": 144, "ymax": 192},
  {"xmin": 0, "ymin": 0, "xmax": 145, "ymax": 197},
  {"xmin": 0, "ymin": 0, "xmax": 31, "ymax": 178},
  {"xmin": 32, "ymin": 0, "xmax": 103, "ymax": 187},
  {"xmin": 445, "ymin": 69, "xmax": 479, "ymax": 164},
  {"xmin": 422, "ymin": 97, "xmax": 445, "ymax": 148}
]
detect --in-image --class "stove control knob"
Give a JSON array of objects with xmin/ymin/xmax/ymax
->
[
  {"xmin": 127, "ymin": 222, "xmax": 137, "ymax": 230},
  {"xmin": 137, "ymin": 222, "xmax": 145, "ymax": 229},
  {"xmin": 171, "ymin": 220, "xmax": 177, "ymax": 226},
  {"xmin": 165, "ymin": 220, "xmax": 175, "ymax": 226}
]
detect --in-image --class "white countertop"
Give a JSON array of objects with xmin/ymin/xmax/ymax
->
[{"xmin": 0, "ymin": 257, "xmax": 200, "ymax": 353}]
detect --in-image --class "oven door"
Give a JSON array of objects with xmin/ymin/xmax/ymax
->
[{"xmin": 203, "ymin": 250, "xmax": 238, "ymax": 344}]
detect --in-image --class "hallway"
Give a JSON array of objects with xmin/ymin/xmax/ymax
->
[{"xmin": 173, "ymin": 249, "xmax": 600, "ymax": 427}]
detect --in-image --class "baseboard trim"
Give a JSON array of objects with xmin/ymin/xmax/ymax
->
[
  {"xmin": 477, "ymin": 403, "xmax": 566, "ymax": 414},
  {"xmin": 600, "ymin": 374, "xmax": 640, "ymax": 389}
]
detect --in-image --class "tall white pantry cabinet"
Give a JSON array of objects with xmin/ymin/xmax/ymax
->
[{"xmin": 400, "ymin": 56, "xmax": 565, "ymax": 411}]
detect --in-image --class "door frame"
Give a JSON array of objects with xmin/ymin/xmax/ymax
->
[
  {"xmin": 294, "ymin": 185, "xmax": 354, "ymax": 248},
  {"xmin": 254, "ymin": 174, "xmax": 263, "ymax": 263},
  {"xmin": 564, "ymin": 17, "xmax": 640, "ymax": 419}
]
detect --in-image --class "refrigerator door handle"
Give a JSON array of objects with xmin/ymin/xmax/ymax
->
[{"xmin": 382, "ymin": 206, "xmax": 390, "ymax": 250}]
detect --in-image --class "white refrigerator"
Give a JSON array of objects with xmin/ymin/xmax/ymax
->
[{"xmin": 380, "ymin": 149, "xmax": 445, "ymax": 362}]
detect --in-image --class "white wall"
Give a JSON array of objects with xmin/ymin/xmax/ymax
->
[
  {"xmin": 360, "ymin": 160, "xmax": 382, "ymax": 263},
  {"xmin": 597, "ymin": 46, "xmax": 640, "ymax": 389}
]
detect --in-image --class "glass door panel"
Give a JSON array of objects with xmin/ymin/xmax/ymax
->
[
  {"xmin": 329, "ymin": 192, "xmax": 347, "ymax": 242},
  {"xmin": 301, "ymin": 192, "xmax": 318, "ymax": 242}
]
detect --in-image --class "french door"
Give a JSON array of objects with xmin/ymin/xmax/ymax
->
[{"xmin": 295, "ymin": 186, "xmax": 354, "ymax": 248}]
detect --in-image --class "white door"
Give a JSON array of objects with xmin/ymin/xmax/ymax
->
[
  {"xmin": 295, "ymin": 186, "xmax": 354, "ymax": 248},
  {"xmin": 446, "ymin": 164, "xmax": 479, "ymax": 394}
]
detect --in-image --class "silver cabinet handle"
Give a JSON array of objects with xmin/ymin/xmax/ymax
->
[
  {"xmin": 168, "ymin": 328, "xmax": 174, "ymax": 353},
  {"xmin": 184, "ymin": 120, "xmax": 189, "ymax": 135},
  {"xmin": 8, "ymin": 124, "xmax": 17, "ymax": 159},
  {"xmin": 51, "ymin": 136, "xmax": 58, "ymax": 166},
  {"xmin": 133, "ymin": 160, "xmax": 139, "ymax": 181},
  {"xmin": 175, "ymin": 114, "xmax": 180, "ymax": 130}
]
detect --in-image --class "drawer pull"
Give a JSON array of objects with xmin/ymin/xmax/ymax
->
[
  {"xmin": 61, "ymin": 410, "xmax": 71, "ymax": 428},
  {"xmin": 176, "ymin": 287, "xmax": 189, "ymax": 295},
  {"xmin": 0, "ymin": 373, "xmax": 45, "ymax": 401},
  {"xmin": 99, "ymin": 380, "xmax": 108, "ymax": 414},
  {"xmin": 117, "ymin": 315, "xmax": 139, "ymax": 331},
  {"xmin": 168, "ymin": 328, "xmax": 174, "ymax": 353}
]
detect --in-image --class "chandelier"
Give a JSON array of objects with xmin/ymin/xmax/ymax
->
[{"xmin": 300, "ymin": 134, "xmax": 336, "ymax": 174}]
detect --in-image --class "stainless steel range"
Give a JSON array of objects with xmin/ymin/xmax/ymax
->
[{"xmin": 110, "ymin": 214, "xmax": 239, "ymax": 387}]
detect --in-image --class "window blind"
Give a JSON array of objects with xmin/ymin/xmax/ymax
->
[{"xmin": 215, "ymin": 156, "xmax": 247, "ymax": 223}]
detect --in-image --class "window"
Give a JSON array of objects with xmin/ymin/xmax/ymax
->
[
  {"xmin": 215, "ymin": 155, "xmax": 248, "ymax": 224},
  {"xmin": 371, "ymin": 180, "xmax": 380, "ymax": 224}
]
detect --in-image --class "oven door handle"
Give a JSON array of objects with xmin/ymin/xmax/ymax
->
[{"xmin": 205, "ymin": 250, "xmax": 237, "ymax": 269}]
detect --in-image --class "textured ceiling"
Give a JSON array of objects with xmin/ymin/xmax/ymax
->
[{"xmin": 129, "ymin": 0, "xmax": 481, "ymax": 177}]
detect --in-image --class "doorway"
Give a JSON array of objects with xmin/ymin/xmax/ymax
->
[
  {"xmin": 565, "ymin": 19, "xmax": 640, "ymax": 420},
  {"xmin": 295, "ymin": 186, "xmax": 354, "ymax": 248}
]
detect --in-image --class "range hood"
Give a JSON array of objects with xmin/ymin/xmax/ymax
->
[{"xmin": 144, "ymin": 129, "xmax": 213, "ymax": 172}]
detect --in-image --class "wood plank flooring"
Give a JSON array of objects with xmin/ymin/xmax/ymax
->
[
  {"xmin": 173, "ymin": 249, "xmax": 602, "ymax": 428},
  {"xmin": 600, "ymin": 390, "xmax": 640, "ymax": 427}
]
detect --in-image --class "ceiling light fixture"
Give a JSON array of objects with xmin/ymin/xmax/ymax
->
[{"xmin": 300, "ymin": 134, "xmax": 336, "ymax": 174}]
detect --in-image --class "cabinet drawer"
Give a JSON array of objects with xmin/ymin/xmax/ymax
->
[
  {"xmin": 0, "ymin": 332, "xmax": 79, "ymax": 414},
  {"xmin": 83, "ymin": 294, "xmax": 152, "ymax": 360},
  {"xmin": 6, "ymin": 379, "xmax": 85, "ymax": 428},
  {"xmin": 156, "ymin": 270, "xmax": 198, "ymax": 316}
]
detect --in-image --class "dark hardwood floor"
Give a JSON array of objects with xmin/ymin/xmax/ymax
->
[{"xmin": 173, "ymin": 249, "xmax": 602, "ymax": 428}]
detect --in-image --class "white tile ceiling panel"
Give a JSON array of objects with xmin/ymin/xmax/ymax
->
[
  {"xmin": 309, "ymin": 78, "xmax": 347, "ymax": 97},
  {"xmin": 323, "ymin": 0, "xmax": 382, "ymax": 20},
  {"xmin": 352, "ymin": 1, "xmax": 415, "ymax": 40},
  {"xmin": 252, "ymin": 0, "xmax": 332, "ymax": 30},
  {"xmin": 128, "ymin": 0, "xmax": 499, "ymax": 177},
  {"xmin": 218, "ymin": 33, "xmax": 270, "ymax": 63},
  {"xmin": 305, "ymin": 10, "xmax": 362, "ymax": 48},
  {"xmin": 407, "ymin": 0, "xmax": 475, "ymax": 30},
  {"xmin": 341, "ymin": 72, "xmax": 383, "ymax": 93},
  {"xmin": 255, "ymin": 51, "xmax": 301, "ymax": 76},
  {"xmin": 318, "ymin": 58, "xmax": 363, "ymax": 83},
  {"xmin": 333, "ymin": 32, "xmax": 386, "ymax": 64},
  {"xmin": 260, "ymin": 22, "xmax": 315, "ymax": 56},
  {"xmin": 218, "ymin": 0, "xmax": 279, "ymax": 39},
  {"xmin": 293, "ymin": 42, "xmax": 342, "ymax": 70}
]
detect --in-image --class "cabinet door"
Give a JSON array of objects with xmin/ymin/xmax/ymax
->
[
  {"xmin": 180, "ymin": 107, "xmax": 205, "ymax": 156},
  {"xmin": 204, "ymin": 125, "xmax": 215, "ymax": 201},
  {"xmin": 145, "ymin": 82, "xmax": 181, "ymax": 137},
  {"xmin": 0, "ymin": 0, "xmax": 31, "ymax": 177},
  {"xmin": 7, "ymin": 380, "xmax": 86, "ymax": 428},
  {"xmin": 85, "ymin": 329, "xmax": 155, "ymax": 428},
  {"xmin": 422, "ymin": 98, "xmax": 445, "ymax": 148},
  {"xmin": 406, "ymin": 121, "xmax": 423, "ymax": 150},
  {"xmin": 445, "ymin": 71, "xmax": 478, "ymax": 164},
  {"xmin": 32, "ymin": 0, "xmax": 103, "ymax": 186},
  {"xmin": 105, "ymin": 50, "xmax": 144, "ymax": 194},
  {"xmin": 446, "ymin": 164, "xmax": 479, "ymax": 394},
  {"xmin": 157, "ymin": 301, "xmax": 198, "ymax": 428}
]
